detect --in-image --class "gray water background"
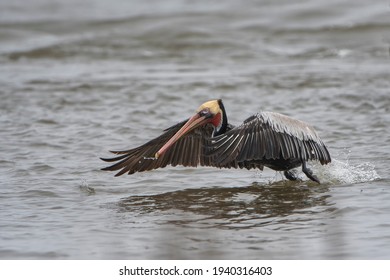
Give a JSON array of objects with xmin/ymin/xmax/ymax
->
[{"xmin": 0, "ymin": 0, "xmax": 389, "ymax": 259}]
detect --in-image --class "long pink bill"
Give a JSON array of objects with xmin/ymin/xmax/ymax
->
[{"xmin": 155, "ymin": 114, "xmax": 208, "ymax": 159}]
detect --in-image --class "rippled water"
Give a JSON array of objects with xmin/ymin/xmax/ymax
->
[{"xmin": 1, "ymin": 0, "xmax": 389, "ymax": 259}]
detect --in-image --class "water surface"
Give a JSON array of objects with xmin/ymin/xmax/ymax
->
[{"xmin": 0, "ymin": 0, "xmax": 389, "ymax": 259}]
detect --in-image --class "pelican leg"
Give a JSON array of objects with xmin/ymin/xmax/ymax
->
[
  {"xmin": 302, "ymin": 161, "xmax": 320, "ymax": 184},
  {"xmin": 284, "ymin": 169, "xmax": 299, "ymax": 181}
]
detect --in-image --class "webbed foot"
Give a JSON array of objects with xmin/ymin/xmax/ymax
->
[{"xmin": 302, "ymin": 161, "xmax": 320, "ymax": 184}]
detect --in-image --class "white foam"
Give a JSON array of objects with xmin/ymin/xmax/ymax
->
[{"xmin": 317, "ymin": 150, "xmax": 380, "ymax": 184}]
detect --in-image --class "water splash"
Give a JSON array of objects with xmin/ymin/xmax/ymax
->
[
  {"xmin": 317, "ymin": 150, "xmax": 380, "ymax": 184},
  {"xmin": 79, "ymin": 179, "xmax": 95, "ymax": 194}
]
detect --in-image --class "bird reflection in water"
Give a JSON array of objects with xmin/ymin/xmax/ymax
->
[{"xmin": 117, "ymin": 181, "xmax": 332, "ymax": 229}]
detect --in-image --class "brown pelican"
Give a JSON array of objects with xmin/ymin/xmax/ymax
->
[{"xmin": 101, "ymin": 99, "xmax": 331, "ymax": 183}]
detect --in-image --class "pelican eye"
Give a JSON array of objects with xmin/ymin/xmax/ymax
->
[{"xmin": 198, "ymin": 109, "xmax": 213, "ymax": 118}]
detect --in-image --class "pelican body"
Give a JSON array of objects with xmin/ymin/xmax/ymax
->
[{"xmin": 101, "ymin": 99, "xmax": 331, "ymax": 183}]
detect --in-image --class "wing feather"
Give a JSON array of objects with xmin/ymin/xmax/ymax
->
[
  {"xmin": 208, "ymin": 112, "xmax": 331, "ymax": 166},
  {"xmin": 101, "ymin": 120, "xmax": 214, "ymax": 176}
]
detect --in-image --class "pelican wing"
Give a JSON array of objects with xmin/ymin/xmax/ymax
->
[
  {"xmin": 101, "ymin": 120, "xmax": 215, "ymax": 176},
  {"xmin": 207, "ymin": 112, "xmax": 331, "ymax": 166}
]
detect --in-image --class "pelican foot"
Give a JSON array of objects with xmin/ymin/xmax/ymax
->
[{"xmin": 302, "ymin": 161, "xmax": 320, "ymax": 184}]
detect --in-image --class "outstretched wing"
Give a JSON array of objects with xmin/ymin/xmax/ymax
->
[
  {"xmin": 207, "ymin": 112, "xmax": 331, "ymax": 166},
  {"xmin": 101, "ymin": 120, "xmax": 215, "ymax": 176}
]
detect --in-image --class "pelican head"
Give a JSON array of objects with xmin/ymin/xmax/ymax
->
[{"xmin": 155, "ymin": 99, "xmax": 226, "ymax": 158}]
